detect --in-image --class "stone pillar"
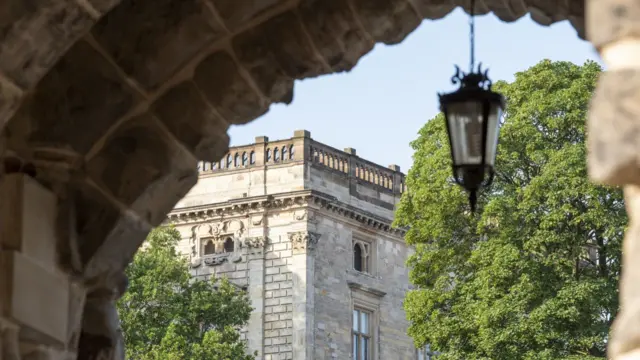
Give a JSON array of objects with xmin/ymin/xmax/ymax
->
[
  {"xmin": 250, "ymin": 136, "xmax": 269, "ymax": 198},
  {"xmin": 0, "ymin": 173, "xmax": 87, "ymax": 360},
  {"xmin": 586, "ymin": 1, "xmax": 640, "ymax": 359},
  {"xmin": 290, "ymin": 231, "xmax": 318, "ymax": 360},
  {"xmin": 244, "ymin": 214, "xmax": 268, "ymax": 359},
  {"xmin": 292, "ymin": 130, "xmax": 311, "ymax": 162},
  {"xmin": 78, "ymin": 272, "xmax": 128, "ymax": 360}
]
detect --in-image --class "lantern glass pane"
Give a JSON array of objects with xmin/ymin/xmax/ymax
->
[
  {"xmin": 446, "ymin": 101, "xmax": 484, "ymax": 166},
  {"xmin": 484, "ymin": 102, "xmax": 503, "ymax": 166}
]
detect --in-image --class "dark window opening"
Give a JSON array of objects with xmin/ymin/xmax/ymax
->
[
  {"xmin": 242, "ymin": 152, "xmax": 248, "ymax": 166},
  {"xmin": 223, "ymin": 237, "xmax": 234, "ymax": 253},
  {"xmin": 204, "ymin": 241, "xmax": 215, "ymax": 255},
  {"xmin": 354, "ymin": 243, "xmax": 363, "ymax": 272},
  {"xmin": 250, "ymin": 151, "xmax": 256, "ymax": 164}
]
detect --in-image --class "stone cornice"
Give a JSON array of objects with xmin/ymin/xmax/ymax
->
[{"xmin": 166, "ymin": 190, "xmax": 407, "ymax": 237}]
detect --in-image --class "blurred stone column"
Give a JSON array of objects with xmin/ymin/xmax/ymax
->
[{"xmin": 587, "ymin": 0, "xmax": 640, "ymax": 358}]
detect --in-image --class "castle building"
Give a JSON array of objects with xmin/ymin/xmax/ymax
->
[{"xmin": 167, "ymin": 130, "xmax": 418, "ymax": 360}]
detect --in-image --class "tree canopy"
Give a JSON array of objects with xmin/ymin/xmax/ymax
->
[
  {"xmin": 117, "ymin": 226, "xmax": 256, "ymax": 360},
  {"xmin": 395, "ymin": 60, "xmax": 625, "ymax": 360}
]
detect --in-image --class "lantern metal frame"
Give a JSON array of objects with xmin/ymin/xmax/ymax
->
[
  {"xmin": 439, "ymin": 64, "xmax": 505, "ymax": 207},
  {"xmin": 437, "ymin": 0, "xmax": 506, "ymax": 213}
]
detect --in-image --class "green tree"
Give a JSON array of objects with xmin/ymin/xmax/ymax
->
[
  {"xmin": 117, "ymin": 226, "xmax": 256, "ymax": 360},
  {"xmin": 396, "ymin": 60, "xmax": 626, "ymax": 360}
]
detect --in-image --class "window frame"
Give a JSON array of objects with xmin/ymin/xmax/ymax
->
[
  {"xmin": 351, "ymin": 288, "xmax": 381, "ymax": 360},
  {"xmin": 352, "ymin": 236, "xmax": 375, "ymax": 275},
  {"xmin": 352, "ymin": 308, "xmax": 372, "ymax": 360}
]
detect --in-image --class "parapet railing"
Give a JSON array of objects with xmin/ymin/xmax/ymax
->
[
  {"xmin": 308, "ymin": 140, "xmax": 406, "ymax": 194},
  {"xmin": 197, "ymin": 139, "xmax": 296, "ymax": 172},
  {"xmin": 196, "ymin": 135, "xmax": 406, "ymax": 195}
]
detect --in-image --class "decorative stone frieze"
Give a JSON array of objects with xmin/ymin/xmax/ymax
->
[
  {"xmin": 288, "ymin": 231, "xmax": 319, "ymax": 251},
  {"xmin": 168, "ymin": 190, "xmax": 406, "ymax": 236}
]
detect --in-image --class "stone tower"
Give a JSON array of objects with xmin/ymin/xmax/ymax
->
[{"xmin": 167, "ymin": 130, "xmax": 416, "ymax": 360}]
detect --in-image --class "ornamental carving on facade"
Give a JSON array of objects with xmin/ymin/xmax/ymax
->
[
  {"xmin": 288, "ymin": 231, "xmax": 320, "ymax": 251},
  {"xmin": 241, "ymin": 236, "xmax": 266, "ymax": 248}
]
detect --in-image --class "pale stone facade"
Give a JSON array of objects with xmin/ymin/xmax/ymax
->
[{"xmin": 167, "ymin": 130, "xmax": 414, "ymax": 360}]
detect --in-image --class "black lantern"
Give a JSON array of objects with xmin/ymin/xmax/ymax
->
[{"xmin": 438, "ymin": 0, "xmax": 505, "ymax": 213}]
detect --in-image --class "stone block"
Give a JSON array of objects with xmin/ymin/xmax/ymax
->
[
  {"xmin": 7, "ymin": 40, "xmax": 140, "ymax": 155},
  {"xmin": 350, "ymin": 0, "xmax": 421, "ymax": 45},
  {"xmin": 211, "ymin": 0, "xmax": 287, "ymax": 30},
  {"xmin": 1, "ymin": 251, "xmax": 69, "ymax": 346},
  {"xmin": 0, "ymin": 0, "xmax": 95, "ymax": 89},
  {"xmin": 299, "ymin": 0, "xmax": 373, "ymax": 72},
  {"xmin": 232, "ymin": 27, "xmax": 294, "ymax": 104},
  {"xmin": 194, "ymin": 51, "xmax": 269, "ymax": 124},
  {"xmin": 587, "ymin": 0, "xmax": 640, "ymax": 49},
  {"xmin": 152, "ymin": 81, "xmax": 230, "ymax": 162},
  {"xmin": 92, "ymin": 0, "xmax": 226, "ymax": 89},
  {"xmin": 0, "ymin": 174, "xmax": 58, "ymax": 271},
  {"xmin": 0, "ymin": 76, "xmax": 22, "ymax": 129},
  {"xmin": 588, "ymin": 70, "xmax": 640, "ymax": 186}
]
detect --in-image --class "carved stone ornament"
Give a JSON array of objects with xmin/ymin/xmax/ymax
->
[
  {"xmin": 241, "ymin": 236, "xmax": 266, "ymax": 248},
  {"xmin": 288, "ymin": 231, "xmax": 320, "ymax": 251},
  {"xmin": 203, "ymin": 254, "xmax": 229, "ymax": 266}
]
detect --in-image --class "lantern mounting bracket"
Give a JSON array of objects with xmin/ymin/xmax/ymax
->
[{"xmin": 451, "ymin": 63, "xmax": 493, "ymax": 91}]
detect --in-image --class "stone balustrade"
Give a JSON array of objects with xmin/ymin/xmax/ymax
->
[{"xmin": 197, "ymin": 130, "xmax": 406, "ymax": 196}]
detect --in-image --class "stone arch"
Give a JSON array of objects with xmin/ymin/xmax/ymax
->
[{"xmin": 0, "ymin": 1, "xmax": 603, "ymax": 359}]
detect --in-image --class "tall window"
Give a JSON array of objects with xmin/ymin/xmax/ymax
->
[
  {"xmin": 242, "ymin": 152, "xmax": 248, "ymax": 166},
  {"xmin": 281, "ymin": 146, "xmax": 288, "ymax": 161},
  {"xmin": 274, "ymin": 147, "xmax": 280, "ymax": 162},
  {"xmin": 266, "ymin": 149, "xmax": 272, "ymax": 162},
  {"xmin": 353, "ymin": 309, "xmax": 371, "ymax": 360},
  {"xmin": 289, "ymin": 144, "xmax": 294, "ymax": 159},
  {"xmin": 226, "ymin": 154, "xmax": 233, "ymax": 168},
  {"xmin": 234, "ymin": 153, "xmax": 240, "ymax": 167},
  {"xmin": 250, "ymin": 151, "xmax": 256, "ymax": 164}
]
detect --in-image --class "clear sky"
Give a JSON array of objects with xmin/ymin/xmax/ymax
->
[{"xmin": 228, "ymin": 9, "xmax": 602, "ymax": 174}]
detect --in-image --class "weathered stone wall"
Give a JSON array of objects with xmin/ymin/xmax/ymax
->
[
  {"xmin": 310, "ymin": 209, "xmax": 413, "ymax": 359},
  {"xmin": 172, "ymin": 200, "xmax": 308, "ymax": 360}
]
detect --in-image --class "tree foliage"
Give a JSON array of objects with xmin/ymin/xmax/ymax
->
[
  {"xmin": 395, "ymin": 60, "xmax": 625, "ymax": 360},
  {"xmin": 117, "ymin": 227, "xmax": 256, "ymax": 360}
]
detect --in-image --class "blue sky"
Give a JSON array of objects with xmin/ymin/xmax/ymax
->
[{"xmin": 228, "ymin": 9, "xmax": 601, "ymax": 174}]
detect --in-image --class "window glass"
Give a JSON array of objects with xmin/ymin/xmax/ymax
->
[
  {"xmin": 360, "ymin": 312, "xmax": 369, "ymax": 334},
  {"xmin": 353, "ymin": 310, "xmax": 359, "ymax": 331}
]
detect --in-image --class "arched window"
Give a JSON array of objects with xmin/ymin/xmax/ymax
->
[
  {"xmin": 353, "ymin": 240, "xmax": 370, "ymax": 273},
  {"xmin": 281, "ymin": 146, "xmax": 288, "ymax": 161},
  {"xmin": 289, "ymin": 145, "xmax": 294, "ymax": 159},
  {"xmin": 266, "ymin": 149, "xmax": 272, "ymax": 162},
  {"xmin": 234, "ymin": 153, "xmax": 240, "ymax": 167},
  {"xmin": 223, "ymin": 237, "xmax": 234, "ymax": 253},
  {"xmin": 212, "ymin": 161, "xmax": 218, "ymax": 170},
  {"xmin": 242, "ymin": 152, "xmax": 248, "ymax": 166},
  {"xmin": 204, "ymin": 240, "xmax": 215, "ymax": 255},
  {"xmin": 226, "ymin": 154, "xmax": 233, "ymax": 168},
  {"xmin": 274, "ymin": 147, "xmax": 280, "ymax": 162},
  {"xmin": 354, "ymin": 243, "xmax": 363, "ymax": 272},
  {"xmin": 250, "ymin": 151, "xmax": 256, "ymax": 164}
]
